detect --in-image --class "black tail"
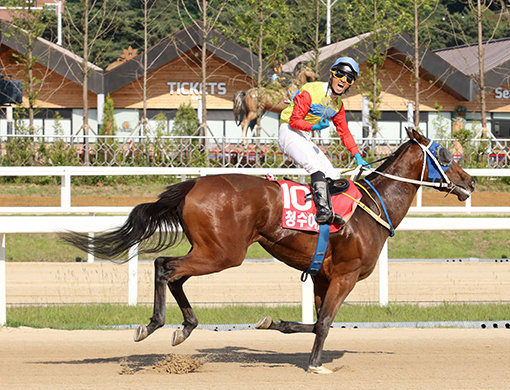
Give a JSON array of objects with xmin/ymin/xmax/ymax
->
[
  {"xmin": 233, "ymin": 91, "xmax": 246, "ymax": 126},
  {"xmin": 60, "ymin": 180, "xmax": 196, "ymax": 261}
]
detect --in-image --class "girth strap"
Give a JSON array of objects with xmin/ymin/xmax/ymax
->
[{"xmin": 301, "ymin": 223, "xmax": 330, "ymax": 281}]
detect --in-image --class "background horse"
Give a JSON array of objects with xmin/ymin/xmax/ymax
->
[
  {"xmin": 233, "ymin": 64, "xmax": 316, "ymax": 138},
  {"xmin": 62, "ymin": 129, "xmax": 475, "ymax": 374}
]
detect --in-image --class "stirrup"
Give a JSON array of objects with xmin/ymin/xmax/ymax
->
[
  {"xmin": 315, "ymin": 208, "xmax": 346, "ymax": 226},
  {"xmin": 331, "ymin": 213, "xmax": 346, "ymax": 226},
  {"xmin": 315, "ymin": 210, "xmax": 333, "ymax": 224}
]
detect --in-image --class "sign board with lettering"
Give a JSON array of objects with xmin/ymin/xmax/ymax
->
[{"xmin": 111, "ymin": 49, "xmax": 253, "ymax": 110}]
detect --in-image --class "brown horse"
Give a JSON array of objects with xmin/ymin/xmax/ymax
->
[
  {"xmin": 233, "ymin": 64, "xmax": 316, "ymax": 138},
  {"xmin": 61, "ymin": 129, "xmax": 475, "ymax": 374}
]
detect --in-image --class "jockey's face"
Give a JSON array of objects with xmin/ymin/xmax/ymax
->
[{"xmin": 330, "ymin": 73, "xmax": 352, "ymax": 95}]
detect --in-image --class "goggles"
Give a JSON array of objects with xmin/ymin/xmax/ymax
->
[{"xmin": 330, "ymin": 69, "xmax": 355, "ymax": 85}]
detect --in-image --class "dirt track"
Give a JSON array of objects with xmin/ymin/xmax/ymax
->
[
  {"xmin": 2, "ymin": 261, "xmax": 510, "ymax": 389},
  {"xmin": 1, "ymin": 326, "xmax": 509, "ymax": 390}
]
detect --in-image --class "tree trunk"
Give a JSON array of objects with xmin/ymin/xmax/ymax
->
[
  {"xmin": 142, "ymin": 0, "xmax": 148, "ymax": 136},
  {"xmin": 82, "ymin": 0, "xmax": 90, "ymax": 165},
  {"xmin": 477, "ymin": 0, "xmax": 487, "ymax": 137},
  {"xmin": 200, "ymin": 0, "xmax": 208, "ymax": 137},
  {"xmin": 413, "ymin": 0, "xmax": 420, "ymax": 130},
  {"xmin": 27, "ymin": 34, "xmax": 35, "ymax": 134},
  {"xmin": 255, "ymin": 0, "xmax": 264, "ymax": 138}
]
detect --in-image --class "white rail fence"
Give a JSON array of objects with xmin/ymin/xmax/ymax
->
[
  {"xmin": 1, "ymin": 167, "xmax": 510, "ymax": 326},
  {"xmin": 1, "ymin": 166, "xmax": 510, "ymax": 214},
  {"xmin": 1, "ymin": 216, "xmax": 509, "ymax": 326}
]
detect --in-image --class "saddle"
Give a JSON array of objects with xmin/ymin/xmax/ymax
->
[
  {"xmin": 285, "ymin": 177, "xmax": 351, "ymax": 199},
  {"xmin": 267, "ymin": 176, "xmax": 362, "ymax": 234}
]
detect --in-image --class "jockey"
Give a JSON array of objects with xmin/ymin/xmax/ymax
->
[{"xmin": 278, "ymin": 56, "xmax": 370, "ymax": 226}]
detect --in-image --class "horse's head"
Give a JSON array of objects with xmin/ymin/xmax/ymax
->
[
  {"xmin": 293, "ymin": 62, "xmax": 317, "ymax": 86},
  {"xmin": 407, "ymin": 128, "xmax": 475, "ymax": 201}
]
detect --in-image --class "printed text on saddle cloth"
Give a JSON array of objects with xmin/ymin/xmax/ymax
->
[{"xmin": 278, "ymin": 180, "xmax": 362, "ymax": 233}]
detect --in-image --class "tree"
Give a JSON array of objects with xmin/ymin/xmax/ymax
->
[
  {"xmin": 221, "ymin": 0, "xmax": 295, "ymax": 135},
  {"xmin": 2, "ymin": 1, "xmax": 54, "ymax": 133},
  {"xmin": 344, "ymin": 0, "xmax": 407, "ymax": 141},
  {"xmin": 64, "ymin": 0, "xmax": 120, "ymax": 164},
  {"xmin": 138, "ymin": 0, "xmax": 174, "ymax": 135},
  {"xmin": 176, "ymin": 0, "xmax": 229, "ymax": 137},
  {"xmin": 435, "ymin": 0, "xmax": 509, "ymax": 137},
  {"xmin": 290, "ymin": 0, "xmax": 322, "ymax": 76},
  {"xmin": 469, "ymin": 0, "xmax": 507, "ymax": 137},
  {"xmin": 405, "ymin": 0, "xmax": 441, "ymax": 129}
]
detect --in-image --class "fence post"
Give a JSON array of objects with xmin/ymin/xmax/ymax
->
[
  {"xmin": 379, "ymin": 240, "xmax": 389, "ymax": 306},
  {"xmin": 301, "ymin": 277, "xmax": 314, "ymax": 324},
  {"xmin": 128, "ymin": 244, "xmax": 138, "ymax": 306},
  {"xmin": 87, "ymin": 232, "xmax": 94, "ymax": 263},
  {"xmin": 416, "ymin": 187, "xmax": 422, "ymax": 208},
  {"xmin": 61, "ymin": 168, "xmax": 71, "ymax": 210},
  {"xmin": 0, "ymin": 234, "xmax": 6, "ymax": 326}
]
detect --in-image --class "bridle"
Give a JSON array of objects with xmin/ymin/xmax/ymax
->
[
  {"xmin": 352, "ymin": 137, "xmax": 470, "ymax": 236},
  {"xmin": 360, "ymin": 138, "xmax": 463, "ymax": 194}
]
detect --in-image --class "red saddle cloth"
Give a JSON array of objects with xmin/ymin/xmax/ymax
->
[{"xmin": 271, "ymin": 178, "xmax": 362, "ymax": 233}]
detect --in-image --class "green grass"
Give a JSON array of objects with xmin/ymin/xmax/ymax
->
[
  {"xmin": 4, "ymin": 228, "xmax": 509, "ymax": 262},
  {"xmin": 389, "ymin": 230, "xmax": 510, "ymax": 259},
  {"xmin": 6, "ymin": 303, "xmax": 510, "ymax": 330}
]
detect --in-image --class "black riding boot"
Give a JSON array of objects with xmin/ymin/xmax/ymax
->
[{"xmin": 311, "ymin": 172, "xmax": 346, "ymax": 226}]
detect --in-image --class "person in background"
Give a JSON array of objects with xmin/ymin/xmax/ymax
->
[
  {"xmin": 278, "ymin": 56, "xmax": 370, "ymax": 226},
  {"xmin": 271, "ymin": 62, "xmax": 283, "ymax": 85}
]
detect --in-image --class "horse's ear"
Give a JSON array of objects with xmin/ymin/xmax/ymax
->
[{"xmin": 406, "ymin": 127, "xmax": 425, "ymax": 142}]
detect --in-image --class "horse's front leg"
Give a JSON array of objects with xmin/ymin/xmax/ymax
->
[
  {"xmin": 134, "ymin": 256, "xmax": 175, "ymax": 342},
  {"xmin": 308, "ymin": 271, "xmax": 359, "ymax": 374}
]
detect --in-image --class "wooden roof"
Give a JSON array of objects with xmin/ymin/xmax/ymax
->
[
  {"xmin": 434, "ymin": 38, "xmax": 510, "ymax": 89},
  {"xmin": 0, "ymin": 22, "xmax": 260, "ymax": 97},
  {"xmin": 103, "ymin": 23, "xmax": 261, "ymax": 95},
  {"xmin": 283, "ymin": 32, "xmax": 474, "ymax": 101},
  {"xmin": 0, "ymin": 20, "xmax": 103, "ymax": 94}
]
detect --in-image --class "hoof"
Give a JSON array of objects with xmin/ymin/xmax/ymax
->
[
  {"xmin": 134, "ymin": 324, "xmax": 148, "ymax": 342},
  {"xmin": 255, "ymin": 316, "xmax": 273, "ymax": 329},
  {"xmin": 307, "ymin": 365, "xmax": 333, "ymax": 374},
  {"xmin": 172, "ymin": 329, "xmax": 186, "ymax": 346}
]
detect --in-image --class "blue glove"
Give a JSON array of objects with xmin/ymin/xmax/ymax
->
[
  {"xmin": 311, "ymin": 117, "xmax": 330, "ymax": 131},
  {"xmin": 354, "ymin": 153, "xmax": 370, "ymax": 168}
]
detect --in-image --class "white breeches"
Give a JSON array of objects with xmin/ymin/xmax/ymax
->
[{"xmin": 278, "ymin": 123, "xmax": 339, "ymax": 179}]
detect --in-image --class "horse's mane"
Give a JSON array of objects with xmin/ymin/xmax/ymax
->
[{"xmin": 365, "ymin": 139, "xmax": 413, "ymax": 181}]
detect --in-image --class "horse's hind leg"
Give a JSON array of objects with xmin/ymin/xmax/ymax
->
[
  {"xmin": 167, "ymin": 276, "xmax": 198, "ymax": 346},
  {"xmin": 134, "ymin": 256, "xmax": 177, "ymax": 342},
  {"xmin": 256, "ymin": 276, "xmax": 326, "ymax": 334},
  {"xmin": 256, "ymin": 317, "xmax": 315, "ymax": 333}
]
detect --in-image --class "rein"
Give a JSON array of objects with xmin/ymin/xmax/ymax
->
[
  {"xmin": 353, "ymin": 138, "xmax": 459, "ymax": 236},
  {"xmin": 361, "ymin": 139, "xmax": 455, "ymax": 190}
]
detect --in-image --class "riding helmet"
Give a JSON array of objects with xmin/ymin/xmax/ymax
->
[{"xmin": 330, "ymin": 57, "xmax": 359, "ymax": 80}]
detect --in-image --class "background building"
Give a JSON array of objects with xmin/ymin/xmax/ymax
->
[{"xmin": 1, "ymin": 23, "xmax": 510, "ymax": 142}]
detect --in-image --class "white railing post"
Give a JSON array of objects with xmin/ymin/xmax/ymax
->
[
  {"xmin": 0, "ymin": 234, "xmax": 6, "ymax": 326},
  {"xmin": 416, "ymin": 186, "xmax": 422, "ymax": 208},
  {"xmin": 301, "ymin": 277, "xmax": 314, "ymax": 324},
  {"xmin": 87, "ymin": 232, "xmax": 94, "ymax": 263},
  {"xmin": 128, "ymin": 244, "xmax": 139, "ymax": 306},
  {"xmin": 61, "ymin": 168, "xmax": 71, "ymax": 210},
  {"xmin": 379, "ymin": 240, "xmax": 389, "ymax": 306}
]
